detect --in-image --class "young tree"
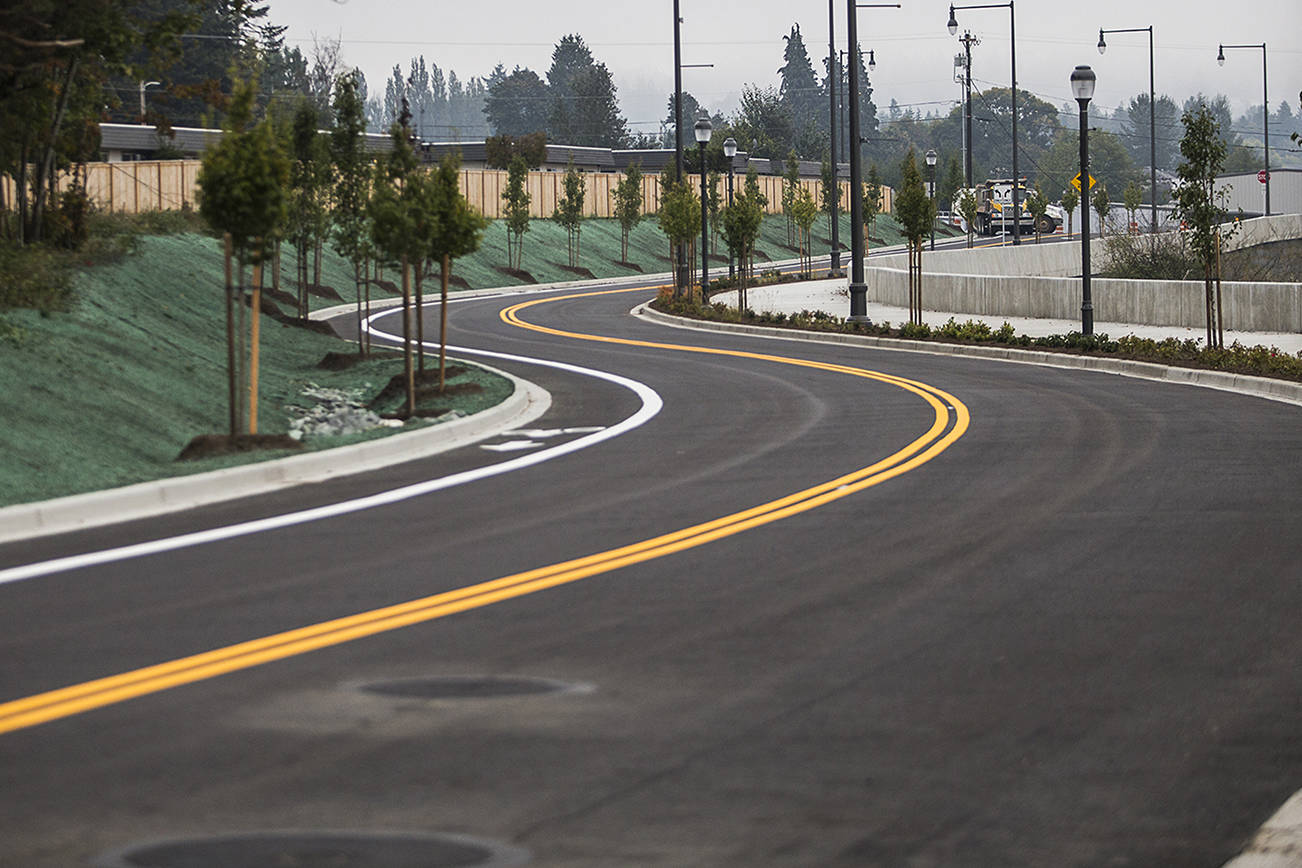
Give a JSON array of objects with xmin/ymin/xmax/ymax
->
[
  {"xmin": 1172, "ymin": 105, "xmax": 1237, "ymax": 348},
  {"xmin": 197, "ymin": 77, "xmax": 289, "ymax": 438},
  {"xmin": 285, "ymin": 100, "xmax": 330, "ymax": 319},
  {"xmin": 657, "ymin": 175, "xmax": 702, "ymax": 298},
  {"xmin": 427, "ymin": 152, "xmax": 488, "ymax": 390},
  {"xmin": 957, "ymin": 189, "xmax": 979, "ymax": 248},
  {"xmin": 502, "ymin": 156, "xmax": 532, "ymax": 270},
  {"xmin": 330, "ymin": 69, "xmax": 374, "ymax": 356},
  {"xmin": 863, "ymin": 163, "xmax": 883, "ymax": 254},
  {"xmin": 552, "ymin": 160, "xmax": 586, "ymax": 268},
  {"xmin": 705, "ymin": 170, "xmax": 723, "ymax": 256},
  {"xmin": 1061, "ymin": 185, "xmax": 1080, "ymax": 238},
  {"xmin": 820, "ymin": 158, "xmax": 841, "ymax": 247},
  {"xmin": 782, "ymin": 150, "xmax": 800, "ymax": 246},
  {"xmin": 1123, "ymin": 179, "xmax": 1144, "ymax": 233},
  {"xmin": 721, "ymin": 168, "xmax": 767, "ymax": 312},
  {"xmin": 613, "ymin": 162, "xmax": 644, "ymax": 264},
  {"xmin": 1025, "ymin": 183, "xmax": 1049, "ymax": 244},
  {"xmin": 894, "ymin": 150, "xmax": 935, "ymax": 327},
  {"xmin": 791, "ymin": 185, "xmax": 819, "ymax": 277},
  {"xmin": 369, "ymin": 109, "xmax": 427, "ymax": 417},
  {"xmin": 1092, "ymin": 182, "xmax": 1111, "ymax": 238}
]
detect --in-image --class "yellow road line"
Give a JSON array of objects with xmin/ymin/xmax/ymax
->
[{"xmin": 0, "ymin": 288, "xmax": 969, "ymax": 737}]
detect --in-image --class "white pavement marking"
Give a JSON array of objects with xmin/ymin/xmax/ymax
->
[
  {"xmin": 0, "ymin": 333, "xmax": 663, "ymax": 585},
  {"xmin": 480, "ymin": 441, "xmax": 545, "ymax": 452},
  {"xmin": 506, "ymin": 427, "xmax": 606, "ymax": 438}
]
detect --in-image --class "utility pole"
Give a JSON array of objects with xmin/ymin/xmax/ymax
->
[{"xmin": 959, "ymin": 31, "xmax": 979, "ymax": 188}]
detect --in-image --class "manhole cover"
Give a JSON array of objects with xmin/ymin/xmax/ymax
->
[
  {"xmin": 94, "ymin": 830, "xmax": 529, "ymax": 868},
  {"xmin": 358, "ymin": 675, "xmax": 588, "ymax": 700}
]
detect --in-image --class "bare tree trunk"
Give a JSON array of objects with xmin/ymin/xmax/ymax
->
[
  {"xmin": 224, "ymin": 234, "xmax": 237, "ymax": 438},
  {"xmin": 235, "ymin": 250, "xmax": 247, "ymax": 435},
  {"xmin": 415, "ymin": 260, "xmax": 425, "ymax": 373},
  {"xmin": 249, "ymin": 250, "xmax": 263, "ymax": 434},
  {"xmin": 313, "ymin": 238, "xmax": 322, "ymax": 292},
  {"xmin": 401, "ymin": 255, "xmax": 415, "ymax": 418},
  {"xmin": 354, "ymin": 261, "xmax": 366, "ymax": 357},
  {"xmin": 439, "ymin": 254, "xmax": 450, "ymax": 393},
  {"xmin": 30, "ymin": 55, "xmax": 79, "ymax": 242}
]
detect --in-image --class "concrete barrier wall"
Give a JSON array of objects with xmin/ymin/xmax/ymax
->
[
  {"xmin": 864, "ymin": 266, "xmax": 1302, "ymax": 332},
  {"xmin": 863, "ymin": 215, "xmax": 1302, "ymax": 332}
]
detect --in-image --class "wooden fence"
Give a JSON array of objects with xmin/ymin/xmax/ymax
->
[{"xmin": 3, "ymin": 160, "xmax": 894, "ymax": 220}]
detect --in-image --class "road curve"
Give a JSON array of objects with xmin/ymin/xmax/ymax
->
[{"xmin": 0, "ymin": 281, "xmax": 1298, "ymax": 867}]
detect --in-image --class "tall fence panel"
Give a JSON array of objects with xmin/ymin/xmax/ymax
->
[{"xmin": 5, "ymin": 160, "xmax": 889, "ymax": 222}]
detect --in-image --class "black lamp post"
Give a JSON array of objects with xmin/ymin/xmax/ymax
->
[
  {"xmin": 1218, "ymin": 42, "xmax": 1270, "ymax": 216},
  {"xmin": 695, "ymin": 116, "xmax": 712, "ymax": 299},
  {"xmin": 827, "ymin": 0, "xmax": 841, "ymax": 275},
  {"xmin": 723, "ymin": 136, "xmax": 737, "ymax": 279},
  {"xmin": 1098, "ymin": 26, "xmax": 1158, "ymax": 233},
  {"xmin": 949, "ymin": 1, "xmax": 1020, "ymax": 244},
  {"xmin": 1071, "ymin": 64, "xmax": 1096, "ymax": 335},
  {"xmin": 925, "ymin": 148, "xmax": 938, "ymax": 251},
  {"xmin": 847, "ymin": 2, "xmax": 900, "ymax": 322}
]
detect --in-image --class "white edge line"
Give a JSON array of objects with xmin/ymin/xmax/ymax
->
[{"xmin": 0, "ymin": 345, "xmax": 663, "ymax": 586}]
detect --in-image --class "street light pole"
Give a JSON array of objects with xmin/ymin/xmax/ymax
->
[
  {"xmin": 695, "ymin": 117, "xmax": 712, "ymax": 300},
  {"xmin": 828, "ymin": 0, "xmax": 841, "ymax": 275},
  {"xmin": 723, "ymin": 136, "xmax": 737, "ymax": 279},
  {"xmin": 1099, "ymin": 26, "xmax": 1157, "ymax": 233},
  {"xmin": 672, "ymin": 0, "xmax": 688, "ymax": 294},
  {"xmin": 1071, "ymin": 65, "xmax": 1096, "ymax": 335},
  {"xmin": 1219, "ymin": 42, "xmax": 1270, "ymax": 216},
  {"xmin": 926, "ymin": 148, "xmax": 938, "ymax": 250},
  {"xmin": 138, "ymin": 80, "xmax": 161, "ymax": 123},
  {"xmin": 847, "ymin": 3, "xmax": 900, "ymax": 322},
  {"xmin": 949, "ymin": 2, "xmax": 1019, "ymax": 243}
]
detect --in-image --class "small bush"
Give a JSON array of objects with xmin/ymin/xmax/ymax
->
[
  {"xmin": 1100, "ymin": 231, "xmax": 1201, "ymax": 280},
  {"xmin": 0, "ymin": 243, "xmax": 75, "ymax": 312}
]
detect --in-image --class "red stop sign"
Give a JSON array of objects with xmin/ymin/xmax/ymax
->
[{"xmin": 1258, "ymin": 169, "xmax": 1269, "ymax": 184}]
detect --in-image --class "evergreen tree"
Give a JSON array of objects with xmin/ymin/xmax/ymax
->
[
  {"xmin": 502, "ymin": 156, "xmax": 532, "ymax": 270},
  {"xmin": 1120, "ymin": 92, "xmax": 1180, "ymax": 173},
  {"xmin": 329, "ymin": 69, "xmax": 374, "ymax": 355},
  {"xmin": 427, "ymin": 152, "xmax": 488, "ymax": 390},
  {"xmin": 545, "ymin": 34, "xmax": 628, "ymax": 146},
  {"xmin": 484, "ymin": 65, "xmax": 550, "ymax": 136},
  {"xmin": 778, "ymin": 25, "xmax": 823, "ymax": 157}
]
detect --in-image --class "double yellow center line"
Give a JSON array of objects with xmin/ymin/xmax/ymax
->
[{"xmin": 0, "ymin": 288, "xmax": 968, "ymax": 736}]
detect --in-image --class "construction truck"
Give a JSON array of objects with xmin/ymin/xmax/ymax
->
[{"xmin": 952, "ymin": 179, "xmax": 1064, "ymax": 236}]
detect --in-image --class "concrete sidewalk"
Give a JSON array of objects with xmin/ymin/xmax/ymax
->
[{"xmin": 714, "ymin": 278, "xmax": 1302, "ymax": 354}]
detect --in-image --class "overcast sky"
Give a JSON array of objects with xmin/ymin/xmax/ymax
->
[{"xmin": 266, "ymin": 0, "xmax": 1299, "ymax": 136}]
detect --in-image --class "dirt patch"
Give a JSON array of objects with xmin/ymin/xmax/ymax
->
[
  {"xmin": 271, "ymin": 312, "xmax": 338, "ymax": 335},
  {"xmin": 307, "ymin": 283, "xmax": 344, "ymax": 302},
  {"xmin": 242, "ymin": 293, "xmax": 285, "ymax": 317},
  {"xmin": 494, "ymin": 266, "xmax": 536, "ymax": 284},
  {"xmin": 615, "ymin": 260, "xmax": 643, "ymax": 272},
  {"xmin": 368, "ymin": 368, "xmax": 473, "ymax": 409},
  {"xmin": 448, "ymin": 274, "xmax": 471, "ymax": 289},
  {"xmin": 316, "ymin": 349, "xmax": 402, "ymax": 371},
  {"xmin": 264, "ymin": 287, "xmax": 299, "ymax": 309},
  {"xmin": 558, "ymin": 264, "xmax": 596, "ymax": 279},
  {"xmin": 372, "ymin": 279, "xmax": 400, "ymax": 296},
  {"xmin": 176, "ymin": 433, "xmax": 305, "ymax": 461}
]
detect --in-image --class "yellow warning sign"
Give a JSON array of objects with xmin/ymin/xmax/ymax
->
[{"xmin": 1070, "ymin": 172, "xmax": 1097, "ymax": 192}]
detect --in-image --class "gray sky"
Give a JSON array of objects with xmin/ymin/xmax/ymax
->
[{"xmin": 267, "ymin": 0, "xmax": 1299, "ymax": 136}]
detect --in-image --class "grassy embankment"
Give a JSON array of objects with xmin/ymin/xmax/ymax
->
[{"xmin": 1, "ymin": 211, "xmax": 921, "ymax": 508}]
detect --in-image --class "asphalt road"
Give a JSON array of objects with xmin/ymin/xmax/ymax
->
[{"xmin": 0, "ymin": 280, "xmax": 1299, "ymax": 867}]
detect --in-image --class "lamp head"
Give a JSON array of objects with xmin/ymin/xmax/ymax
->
[
  {"xmin": 925, "ymin": 148, "xmax": 938, "ymax": 167},
  {"xmin": 694, "ymin": 115, "xmax": 712, "ymax": 145},
  {"xmin": 947, "ymin": 5, "xmax": 958, "ymax": 36},
  {"xmin": 867, "ymin": 49, "xmax": 876, "ymax": 72},
  {"xmin": 1217, "ymin": 45, "xmax": 1225, "ymax": 66},
  {"xmin": 1097, "ymin": 29, "xmax": 1106, "ymax": 55},
  {"xmin": 722, "ymin": 136, "xmax": 737, "ymax": 158},
  {"xmin": 1070, "ymin": 64, "xmax": 1096, "ymax": 105}
]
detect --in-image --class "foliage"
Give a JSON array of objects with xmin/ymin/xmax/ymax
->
[
  {"xmin": 285, "ymin": 100, "xmax": 331, "ymax": 316},
  {"xmin": 730, "ymin": 85, "xmax": 793, "ymax": 159},
  {"xmin": 1039, "ymin": 127, "xmax": 1137, "ymax": 204},
  {"xmin": 484, "ymin": 132, "xmax": 548, "ymax": 169},
  {"xmin": 545, "ymin": 34, "xmax": 629, "ymax": 147},
  {"xmin": 1099, "ymin": 230, "xmax": 1200, "ymax": 280},
  {"xmin": 1120, "ymin": 92, "xmax": 1182, "ymax": 177},
  {"xmin": 501, "ymin": 156, "xmax": 532, "ymax": 270},
  {"xmin": 939, "ymin": 155, "xmax": 964, "ymax": 211},
  {"xmin": 1025, "ymin": 183, "xmax": 1049, "ymax": 241},
  {"xmin": 790, "ymin": 186, "xmax": 818, "ymax": 274},
  {"xmin": 1122, "ymin": 180, "xmax": 1144, "ymax": 229},
  {"xmin": 657, "ymin": 175, "xmax": 701, "ymax": 248},
  {"xmin": 1172, "ymin": 106, "xmax": 1238, "ymax": 270},
  {"xmin": 893, "ymin": 150, "xmax": 934, "ymax": 245},
  {"xmin": 956, "ymin": 189, "xmax": 978, "ymax": 246},
  {"xmin": 1060, "ymin": 186, "xmax": 1080, "ymax": 235},
  {"xmin": 613, "ymin": 162, "xmax": 644, "ymax": 263},
  {"xmin": 720, "ymin": 168, "xmax": 766, "ymax": 291},
  {"xmin": 864, "ymin": 164, "xmax": 883, "ymax": 233},
  {"xmin": 819, "ymin": 160, "xmax": 840, "ymax": 218},
  {"xmin": 483, "ymin": 65, "xmax": 550, "ymax": 137},
  {"xmin": 552, "ymin": 160, "xmax": 586, "ymax": 267},
  {"xmin": 1091, "ymin": 182, "xmax": 1111, "ymax": 236},
  {"xmin": 197, "ymin": 77, "xmax": 289, "ymax": 265},
  {"xmin": 329, "ymin": 69, "xmax": 372, "ymax": 269}
]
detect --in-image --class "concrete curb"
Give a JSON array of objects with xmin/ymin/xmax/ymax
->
[
  {"xmin": 635, "ymin": 305, "xmax": 1302, "ymax": 409},
  {"xmin": 0, "ymin": 362, "xmax": 550, "ymax": 544},
  {"xmin": 1222, "ymin": 789, "xmax": 1302, "ymax": 868}
]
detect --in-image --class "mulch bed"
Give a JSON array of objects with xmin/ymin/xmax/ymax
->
[
  {"xmin": 176, "ymin": 433, "xmax": 304, "ymax": 461},
  {"xmin": 494, "ymin": 266, "xmax": 537, "ymax": 284}
]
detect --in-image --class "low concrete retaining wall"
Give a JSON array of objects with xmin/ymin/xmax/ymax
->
[{"xmin": 864, "ymin": 214, "xmax": 1302, "ymax": 332}]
